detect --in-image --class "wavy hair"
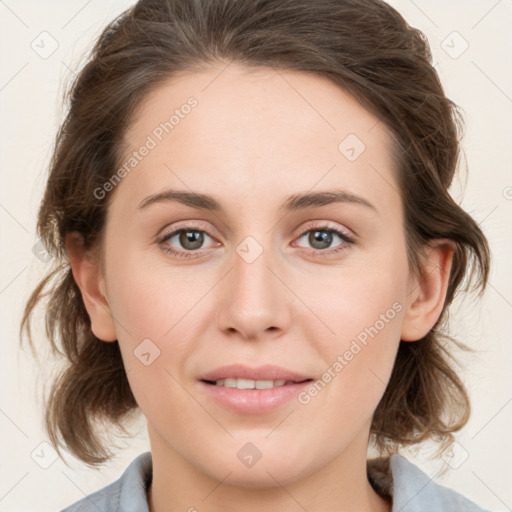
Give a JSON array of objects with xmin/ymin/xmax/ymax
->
[{"xmin": 20, "ymin": 0, "xmax": 490, "ymax": 465}]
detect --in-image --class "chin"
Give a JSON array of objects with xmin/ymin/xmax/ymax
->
[{"xmin": 197, "ymin": 443, "xmax": 318, "ymax": 489}]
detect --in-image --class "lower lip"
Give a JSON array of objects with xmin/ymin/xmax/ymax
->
[{"xmin": 198, "ymin": 380, "xmax": 313, "ymax": 414}]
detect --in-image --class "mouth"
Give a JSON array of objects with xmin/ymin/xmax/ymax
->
[
  {"xmin": 197, "ymin": 364, "xmax": 315, "ymax": 414},
  {"xmin": 201, "ymin": 377, "xmax": 313, "ymax": 389}
]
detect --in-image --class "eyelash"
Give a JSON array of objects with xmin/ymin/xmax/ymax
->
[{"xmin": 157, "ymin": 222, "xmax": 355, "ymax": 260}]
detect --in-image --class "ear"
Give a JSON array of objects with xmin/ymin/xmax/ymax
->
[
  {"xmin": 401, "ymin": 239, "xmax": 455, "ymax": 342},
  {"xmin": 65, "ymin": 232, "xmax": 117, "ymax": 342}
]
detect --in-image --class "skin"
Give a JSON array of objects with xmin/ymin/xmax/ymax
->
[{"xmin": 67, "ymin": 62, "xmax": 454, "ymax": 512}]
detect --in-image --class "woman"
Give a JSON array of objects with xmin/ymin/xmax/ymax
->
[{"xmin": 20, "ymin": 0, "xmax": 493, "ymax": 510}]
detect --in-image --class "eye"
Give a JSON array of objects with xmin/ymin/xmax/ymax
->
[
  {"xmin": 293, "ymin": 223, "xmax": 355, "ymax": 256},
  {"xmin": 158, "ymin": 225, "xmax": 219, "ymax": 259}
]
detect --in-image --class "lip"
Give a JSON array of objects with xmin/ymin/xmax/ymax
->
[
  {"xmin": 199, "ymin": 364, "xmax": 312, "ymax": 383},
  {"xmin": 197, "ymin": 364, "xmax": 314, "ymax": 415},
  {"xmin": 198, "ymin": 380, "xmax": 313, "ymax": 414}
]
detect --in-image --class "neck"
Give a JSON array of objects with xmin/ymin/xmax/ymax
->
[{"xmin": 147, "ymin": 426, "xmax": 392, "ymax": 512}]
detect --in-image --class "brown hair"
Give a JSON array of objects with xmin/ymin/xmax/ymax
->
[{"xmin": 20, "ymin": 0, "xmax": 490, "ymax": 466}]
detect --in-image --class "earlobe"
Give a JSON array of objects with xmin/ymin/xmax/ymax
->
[
  {"xmin": 65, "ymin": 232, "xmax": 117, "ymax": 342},
  {"xmin": 400, "ymin": 239, "xmax": 455, "ymax": 342}
]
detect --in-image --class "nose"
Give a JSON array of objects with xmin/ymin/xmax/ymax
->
[{"xmin": 215, "ymin": 238, "xmax": 292, "ymax": 341}]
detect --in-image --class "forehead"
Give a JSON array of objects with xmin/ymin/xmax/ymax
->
[{"xmin": 115, "ymin": 63, "xmax": 400, "ymax": 217}]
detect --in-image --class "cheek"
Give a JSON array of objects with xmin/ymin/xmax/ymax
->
[
  {"xmin": 105, "ymin": 245, "xmax": 200, "ymax": 340},
  {"xmin": 299, "ymin": 247, "xmax": 407, "ymax": 408},
  {"xmin": 302, "ymin": 247, "xmax": 407, "ymax": 348},
  {"xmin": 313, "ymin": 282, "xmax": 403, "ymax": 396},
  {"xmin": 104, "ymin": 246, "xmax": 218, "ymax": 399},
  {"xmin": 298, "ymin": 277, "xmax": 404, "ymax": 446}
]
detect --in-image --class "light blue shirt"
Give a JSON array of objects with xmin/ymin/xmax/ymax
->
[{"xmin": 60, "ymin": 452, "xmax": 492, "ymax": 511}]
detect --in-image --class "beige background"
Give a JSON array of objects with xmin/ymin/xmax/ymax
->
[{"xmin": 1, "ymin": 0, "xmax": 511, "ymax": 510}]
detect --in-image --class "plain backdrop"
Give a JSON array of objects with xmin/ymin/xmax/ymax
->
[{"xmin": 1, "ymin": 1, "xmax": 511, "ymax": 511}]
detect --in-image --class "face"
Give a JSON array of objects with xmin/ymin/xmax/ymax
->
[{"xmin": 94, "ymin": 63, "xmax": 415, "ymax": 486}]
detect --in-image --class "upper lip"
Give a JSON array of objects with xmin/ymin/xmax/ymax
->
[{"xmin": 199, "ymin": 364, "xmax": 313, "ymax": 383}]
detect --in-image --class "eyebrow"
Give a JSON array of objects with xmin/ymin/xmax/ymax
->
[{"xmin": 137, "ymin": 188, "xmax": 378, "ymax": 214}]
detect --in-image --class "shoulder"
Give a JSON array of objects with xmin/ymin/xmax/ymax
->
[
  {"xmin": 368, "ymin": 454, "xmax": 494, "ymax": 512},
  {"xmin": 60, "ymin": 452, "xmax": 152, "ymax": 512}
]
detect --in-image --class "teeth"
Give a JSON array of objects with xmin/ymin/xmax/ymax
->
[{"xmin": 214, "ymin": 378, "xmax": 287, "ymax": 389}]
